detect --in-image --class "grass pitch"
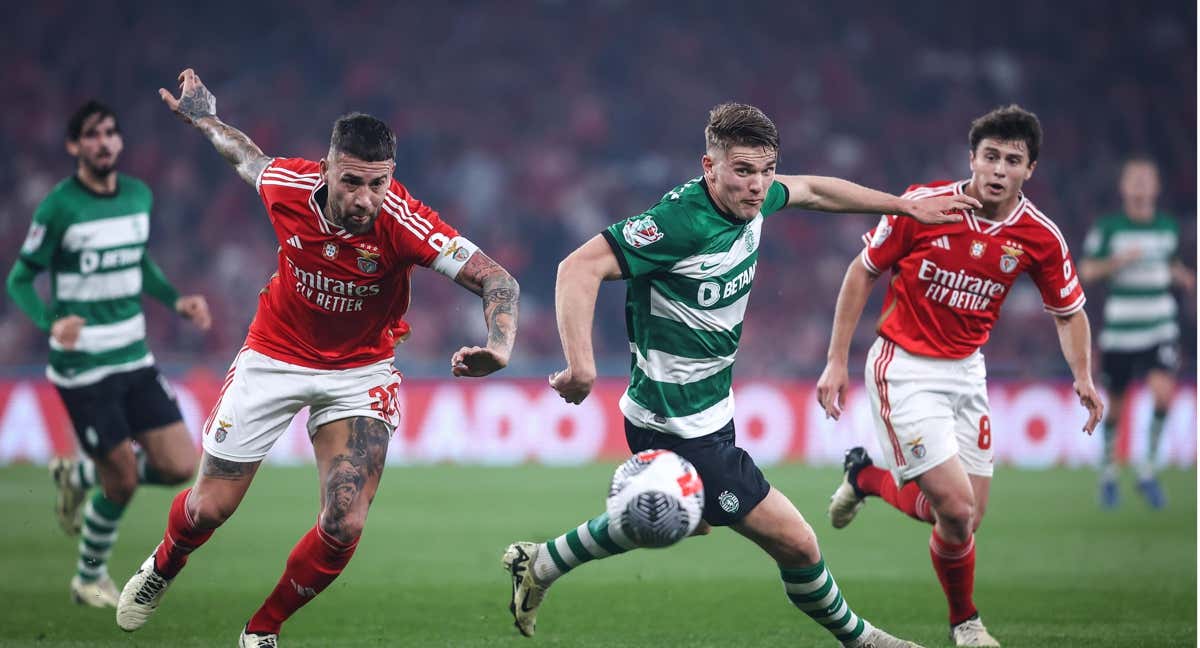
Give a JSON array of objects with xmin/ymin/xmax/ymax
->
[{"xmin": 0, "ymin": 463, "xmax": 1194, "ymax": 647}]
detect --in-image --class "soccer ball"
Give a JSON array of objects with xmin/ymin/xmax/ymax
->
[{"xmin": 606, "ymin": 450, "xmax": 704, "ymax": 548}]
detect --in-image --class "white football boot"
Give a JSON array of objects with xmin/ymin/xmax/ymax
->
[
  {"xmin": 829, "ymin": 447, "xmax": 873, "ymax": 529},
  {"xmin": 847, "ymin": 624, "xmax": 926, "ymax": 648},
  {"xmin": 501, "ymin": 541, "xmax": 550, "ymax": 637},
  {"xmin": 116, "ymin": 548, "xmax": 173, "ymax": 631},
  {"xmin": 239, "ymin": 625, "xmax": 279, "ymax": 647},
  {"xmin": 50, "ymin": 457, "xmax": 87, "ymax": 535},
  {"xmin": 70, "ymin": 574, "xmax": 119, "ymax": 608},
  {"xmin": 951, "ymin": 615, "xmax": 1000, "ymax": 647}
]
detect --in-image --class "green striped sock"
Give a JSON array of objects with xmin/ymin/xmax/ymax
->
[
  {"xmin": 781, "ymin": 559, "xmax": 871, "ymax": 645},
  {"xmin": 534, "ymin": 513, "xmax": 634, "ymax": 583},
  {"xmin": 77, "ymin": 491, "xmax": 125, "ymax": 582}
]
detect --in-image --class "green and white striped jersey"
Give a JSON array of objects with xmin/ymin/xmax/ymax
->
[
  {"xmin": 602, "ymin": 177, "xmax": 789, "ymax": 438},
  {"xmin": 20, "ymin": 175, "xmax": 158, "ymax": 387},
  {"xmin": 1083, "ymin": 211, "xmax": 1180, "ymax": 351}
]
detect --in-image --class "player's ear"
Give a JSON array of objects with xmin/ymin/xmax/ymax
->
[
  {"xmin": 319, "ymin": 158, "xmax": 329, "ymax": 177},
  {"xmin": 701, "ymin": 153, "xmax": 714, "ymax": 179},
  {"xmin": 65, "ymin": 139, "xmax": 79, "ymax": 158},
  {"xmin": 1025, "ymin": 159, "xmax": 1037, "ymax": 180}
]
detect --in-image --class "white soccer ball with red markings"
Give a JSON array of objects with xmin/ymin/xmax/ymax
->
[{"xmin": 606, "ymin": 449, "xmax": 704, "ymax": 548}]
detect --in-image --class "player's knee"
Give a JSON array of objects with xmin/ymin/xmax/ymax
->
[
  {"xmin": 101, "ymin": 472, "xmax": 137, "ymax": 506},
  {"xmin": 773, "ymin": 519, "xmax": 821, "ymax": 566},
  {"xmin": 188, "ymin": 492, "xmax": 239, "ymax": 530},
  {"xmin": 935, "ymin": 498, "xmax": 974, "ymax": 538},
  {"xmin": 690, "ymin": 521, "xmax": 713, "ymax": 536},
  {"xmin": 319, "ymin": 510, "xmax": 365, "ymax": 544},
  {"xmin": 158, "ymin": 460, "xmax": 196, "ymax": 485}
]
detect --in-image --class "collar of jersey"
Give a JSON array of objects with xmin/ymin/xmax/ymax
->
[
  {"xmin": 72, "ymin": 173, "xmax": 120, "ymax": 199},
  {"xmin": 310, "ymin": 183, "xmax": 356, "ymax": 239},
  {"xmin": 956, "ymin": 180, "xmax": 1026, "ymax": 234},
  {"xmin": 701, "ymin": 179, "xmax": 751, "ymax": 226}
]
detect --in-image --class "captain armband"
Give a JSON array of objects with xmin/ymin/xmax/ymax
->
[{"xmin": 430, "ymin": 235, "xmax": 480, "ymax": 279}]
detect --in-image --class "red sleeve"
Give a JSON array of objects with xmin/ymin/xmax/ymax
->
[
  {"xmin": 381, "ymin": 181, "xmax": 461, "ymax": 266},
  {"xmin": 1027, "ymin": 217, "xmax": 1086, "ymax": 316},
  {"xmin": 860, "ymin": 214, "xmax": 915, "ymax": 274}
]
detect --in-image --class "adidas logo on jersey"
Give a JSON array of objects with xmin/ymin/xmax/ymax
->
[
  {"xmin": 931, "ymin": 235, "xmax": 951, "ymax": 250},
  {"xmin": 286, "ymin": 235, "xmax": 302, "ymax": 249}
]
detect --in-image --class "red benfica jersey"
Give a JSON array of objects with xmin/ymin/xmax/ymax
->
[
  {"xmin": 246, "ymin": 158, "xmax": 459, "ymax": 369},
  {"xmin": 860, "ymin": 180, "xmax": 1086, "ymax": 359}
]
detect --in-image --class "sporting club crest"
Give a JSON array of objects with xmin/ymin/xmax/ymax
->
[
  {"xmin": 718, "ymin": 490, "xmax": 740, "ymax": 513},
  {"xmin": 356, "ymin": 247, "xmax": 381, "ymax": 273},
  {"xmin": 999, "ymin": 244, "xmax": 1024, "ymax": 273},
  {"xmin": 623, "ymin": 214, "xmax": 664, "ymax": 248},
  {"xmin": 969, "ymin": 240, "xmax": 987, "ymax": 259},
  {"xmin": 323, "ymin": 242, "xmax": 339, "ymax": 260}
]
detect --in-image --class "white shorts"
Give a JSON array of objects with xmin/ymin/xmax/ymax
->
[
  {"xmin": 202, "ymin": 347, "xmax": 401, "ymax": 462},
  {"xmin": 864, "ymin": 337, "xmax": 993, "ymax": 483}
]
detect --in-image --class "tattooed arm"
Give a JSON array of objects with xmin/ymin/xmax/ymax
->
[
  {"xmin": 158, "ymin": 68, "xmax": 271, "ymax": 187},
  {"xmin": 449, "ymin": 251, "xmax": 520, "ymax": 377}
]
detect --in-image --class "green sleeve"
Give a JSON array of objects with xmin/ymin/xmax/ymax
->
[
  {"xmin": 141, "ymin": 254, "xmax": 180, "ymax": 307},
  {"xmin": 1081, "ymin": 219, "xmax": 1109, "ymax": 260},
  {"xmin": 19, "ymin": 195, "xmax": 62, "ymax": 269},
  {"xmin": 760, "ymin": 180, "xmax": 790, "ymax": 217},
  {"xmin": 6, "ymin": 259, "xmax": 51, "ymax": 332},
  {"xmin": 601, "ymin": 202, "xmax": 700, "ymax": 279}
]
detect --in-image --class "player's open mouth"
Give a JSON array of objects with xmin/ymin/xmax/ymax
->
[{"xmin": 985, "ymin": 183, "xmax": 1004, "ymax": 194}]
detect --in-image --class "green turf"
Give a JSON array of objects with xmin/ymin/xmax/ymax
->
[{"xmin": 0, "ymin": 463, "xmax": 1193, "ymax": 647}]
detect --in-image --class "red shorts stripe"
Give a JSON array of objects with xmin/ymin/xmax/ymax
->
[
  {"xmin": 203, "ymin": 346, "xmax": 249, "ymax": 435},
  {"xmin": 875, "ymin": 340, "xmax": 905, "ymax": 467}
]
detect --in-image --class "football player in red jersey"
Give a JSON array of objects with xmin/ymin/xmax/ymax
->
[
  {"xmin": 116, "ymin": 69, "xmax": 520, "ymax": 647},
  {"xmin": 816, "ymin": 105, "xmax": 1104, "ymax": 647}
]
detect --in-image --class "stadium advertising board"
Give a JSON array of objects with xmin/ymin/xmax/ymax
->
[{"xmin": 0, "ymin": 376, "xmax": 1193, "ymax": 467}]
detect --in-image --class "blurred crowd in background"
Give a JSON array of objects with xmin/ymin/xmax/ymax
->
[{"xmin": 1, "ymin": 0, "xmax": 1195, "ymax": 379}]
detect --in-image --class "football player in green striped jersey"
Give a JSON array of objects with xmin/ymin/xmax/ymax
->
[
  {"xmin": 5, "ymin": 100, "xmax": 211, "ymax": 608},
  {"xmin": 1080, "ymin": 157, "xmax": 1194, "ymax": 509},
  {"xmin": 502, "ymin": 103, "xmax": 978, "ymax": 647}
]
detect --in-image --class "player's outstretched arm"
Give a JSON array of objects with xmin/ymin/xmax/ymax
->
[
  {"xmin": 1052, "ymin": 309, "xmax": 1104, "ymax": 434},
  {"xmin": 550, "ymin": 235, "xmax": 623, "ymax": 404},
  {"xmin": 159, "ymin": 68, "xmax": 271, "ymax": 187},
  {"xmin": 778, "ymin": 175, "xmax": 978, "ymax": 224},
  {"xmin": 449, "ymin": 251, "xmax": 520, "ymax": 377},
  {"xmin": 817, "ymin": 256, "xmax": 879, "ymax": 420}
]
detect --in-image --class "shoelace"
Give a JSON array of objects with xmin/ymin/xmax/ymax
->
[
  {"xmin": 133, "ymin": 569, "xmax": 168, "ymax": 605},
  {"xmin": 254, "ymin": 636, "xmax": 278, "ymax": 648}
]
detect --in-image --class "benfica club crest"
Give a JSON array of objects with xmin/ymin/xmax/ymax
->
[
  {"xmin": 969, "ymin": 240, "xmax": 987, "ymax": 259},
  {"xmin": 215, "ymin": 419, "xmax": 231, "ymax": 443},
  {"xmin": 999, "ymin": 244, "xmax": 1024, "ymax": 273},
  {"xmin": 356, "ymin": 247, "xmax": 380, "ymax": 273},
  {"xmin": 323, "ymin": 242, "xmax": 338, "ymax": 260}
]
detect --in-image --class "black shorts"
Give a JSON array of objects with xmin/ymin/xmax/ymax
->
[
  {"xmin": 624, "ymin": 418, "xmax": 770, "ymax": 527},
  {"xmin": 55, "ymin": 366, "xmax": 183, "ymax": 458},
  {"xmin": 1100, "ymin": 341, "xmax": 1180, "ymax": 394}
]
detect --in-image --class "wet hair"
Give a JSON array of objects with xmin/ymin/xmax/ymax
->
[
  {"xmin": 704, "ymin": 102, "xmax": 779, "ymax": 154},
  {"xmin": 67, "ymin": 100, "xmax": 118, "ymax": 141},
  {"xmin": 330, "ymin": 112, "xmax": 396, "ymax": 162},
  {"xmin": 968, "ymin": 104, "xmax": 1042, "ymax": 163}
]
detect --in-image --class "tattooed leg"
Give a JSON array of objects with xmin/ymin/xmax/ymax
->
[
  {"xmin": 188, "ymin": 452, "xmax": 261, "ymax": 529},
  {"xmin": 313, "ymin": 416, "xmax": 392, "ymax": 543},
  {"xmin": 243, "ymin": 416, "xmax": 390, "ymax": 635}
]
